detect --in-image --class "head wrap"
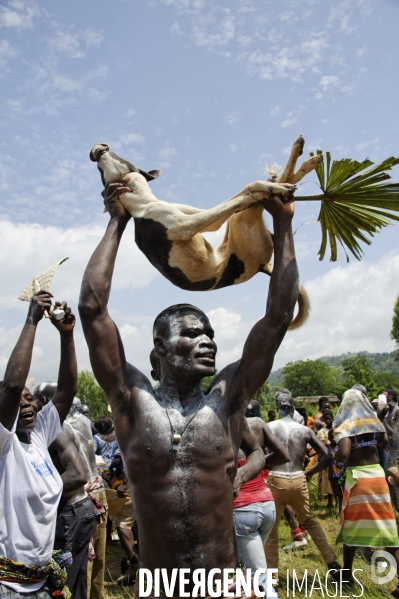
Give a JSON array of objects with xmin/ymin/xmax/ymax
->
[{"xmin": 333, "ymin": 389, "xmax": 384, "ymax": 443}]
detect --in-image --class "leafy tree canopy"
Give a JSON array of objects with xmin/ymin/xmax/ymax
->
[
  {"xmin": 253, "ymin": 381, "xmax": 271, "ymax": 410},
  {"xmin": 77, "ymin": 370, "xmax": 109, "ymax": 421},
  {"xmin": 340, "ymin": 354, "xmax": 381, "ymax": 398},
  {"xmin": 392, "ymin": 293, "xmax": 399, "ymax": 360},
  {"xmin": 282, "ymin": 359, "xmax": 339, "ymax": 397}
]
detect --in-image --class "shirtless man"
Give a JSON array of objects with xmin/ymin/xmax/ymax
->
[
  {"xmin": 66, "ymin": 399, "xmax": 108, "ymax": 599},
  {"xmin": 50, "ymin": 422, "xmax": 96, "ymax": 599},
  {"xmin": 265, "ymin": 391, "xmax": 340, "ymax": 579},
  {"xmin": 79, "ymin": 182, "xmax": 299, "ymax": 596}
]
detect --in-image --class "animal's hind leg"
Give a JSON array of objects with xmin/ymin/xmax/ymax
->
[
  {"xmin": 293, "ymin": 154, "xmax": 323, "ymax": 183},
  {"xmin": 166, "ymin": 181, "xmax": 294, "ymax": 241},
  {"xmin": 277, "ymin": 135, "xmax": 305, "ymax": 184}
]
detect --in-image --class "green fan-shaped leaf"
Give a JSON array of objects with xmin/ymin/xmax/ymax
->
[{"xmin": 297, "ymin": 153, "xmax": 399, "ymax": 261}]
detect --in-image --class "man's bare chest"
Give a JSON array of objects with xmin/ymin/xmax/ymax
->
[{"xmin": 117, "ymin": 393, "xmax": 235, "ymax": 480}]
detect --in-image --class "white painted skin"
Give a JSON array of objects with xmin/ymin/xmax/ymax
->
[{"xmin": 268, "ymin": 403, "xmax": 328, "ymax": 473}]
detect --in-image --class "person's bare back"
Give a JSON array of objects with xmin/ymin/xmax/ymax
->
[{"xmin": 79, "ymin": 179, "xmax": 300, "ymax": 593}]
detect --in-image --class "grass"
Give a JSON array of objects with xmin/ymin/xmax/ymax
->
[{"xmin": 104, "ymin": 485, "xmax": 398, "ymax": 598}]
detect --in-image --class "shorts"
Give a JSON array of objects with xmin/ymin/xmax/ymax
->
[{"xmin": 110, "ymin": 496, "xmax": 135, "ymax": 529}]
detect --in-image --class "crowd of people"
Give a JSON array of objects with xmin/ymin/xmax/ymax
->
[
  {"xmin": 1, "ymin": 292, "xmax": 399, "ymax": 598},
  {"xmin": 1, "ymin": 185, "xmax": 399, "ymax": 599}
]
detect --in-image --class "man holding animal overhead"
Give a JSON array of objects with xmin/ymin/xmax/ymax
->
[{"xmin": 79, "ymin": 178, "xmax": 299, "ymax": 597}]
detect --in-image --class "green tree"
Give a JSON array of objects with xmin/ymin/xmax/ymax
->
[
  {"xmin": 201, "ymin": 373, "xmax": 217, "ymax": 389},
  {"xmin": 282, "ymin": 359, "xmax": 339, "ymax": 397},
  {"xmin": 391, "ymin": 293, "xmax": 399, "ymax": 360},
  {"xmin": 340, "ymin": 354, "xmax": 380, "ymax": 398},
  {"xmin": 253, "ymin": 381, "xmax": 271, "ymax": 411},
  {"xmin": 77, "ymin": 371, "xmax": 109, "ymax": 421},
  {"xmin": 374, "ymin": 371, "xmax": 399, "ymax": 393}
]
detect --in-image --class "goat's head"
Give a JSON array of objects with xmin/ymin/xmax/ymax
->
[{"xmin": 90, "ymin": 143, "xmax": 161, "ymax": 187}]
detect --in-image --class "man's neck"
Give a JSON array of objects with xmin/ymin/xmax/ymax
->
[
  {"xmin": 157, "ymin": 378, "xmax": 203, "ymax": 410},
  {"xmin": 16, "ymin": 430, "xmax": 31, "ymax": 444},
  {"xmin": 278, "ymin": 412, "xmax": 294, "ymax": 421}
]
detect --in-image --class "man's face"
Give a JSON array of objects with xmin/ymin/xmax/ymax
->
[
  {"xmin": 80, "ymin": 406, "xmax": 90, "ymax": 416},
  {"xmin": 17, "ymin": 388, "xmax": 39, "ymax": 433},
  {"xmin": 161, "ymin": 312, "xmax": 217, "ymax": 379},
  {"xmin": 322, "ymin": 403, "xmax": 331, "ymax": 413},
  {"xmin": 387, "ymin": 394, "xmax": 397, "ymax": 410},
  {"xmin": 324, "ymin": 415, "xmax": 333, "ymax": 429}
]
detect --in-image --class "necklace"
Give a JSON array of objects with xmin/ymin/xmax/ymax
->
[{"xmin": 162, "ymin": 391, "xmax": 204, "ymax": 451}]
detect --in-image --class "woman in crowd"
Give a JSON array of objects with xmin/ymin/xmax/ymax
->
[
  {"xmin": 233, "ymin": 414, "xmax": 290, "ymax": 593},
  {"xmin": 317, "ymin": 411, "xmax": 334, "ymax": 508},
  {"xmin": 334, "ymin": 388, "xmax": 399, "ymax": 589},
  {"xmin": 315, "ymin": 397, "xmax": 332, "ymax": 429},
  {"xmin": 0, "ymin": 292, "xmax": 77, "ymax": 599}
]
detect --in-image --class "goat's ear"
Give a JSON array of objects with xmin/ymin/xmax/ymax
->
[{"xmin": 147, "ymin": 169, "xmax": 162, "ymax": 180}]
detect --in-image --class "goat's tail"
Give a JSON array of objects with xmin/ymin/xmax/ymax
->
[{"xmin": 288, "ymin": 283, "xmax": 311, "ymax": 330}]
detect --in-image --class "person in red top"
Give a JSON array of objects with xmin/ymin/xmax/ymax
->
[{"xmin": 233, "ymin": 401, "xmax": 290, "ymax": 594}]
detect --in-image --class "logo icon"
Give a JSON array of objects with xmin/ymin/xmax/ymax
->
[{"xmin": 371, "ymin": 550, "xmax": 397, "ymax": 585}]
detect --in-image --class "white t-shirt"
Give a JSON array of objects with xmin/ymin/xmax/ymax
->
[{"xmin": 0, "ymin": 400, "xmax": 63, "ymax": 592}]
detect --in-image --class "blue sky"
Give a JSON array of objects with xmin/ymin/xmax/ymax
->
[{"xmin": 0, "ymin": 0, "xmax": 398, "ymax": 387}]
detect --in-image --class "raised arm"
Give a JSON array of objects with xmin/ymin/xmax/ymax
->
[
  {"xmin": 0, "ymin": 291, "xmax": 52, "ymax": 431},
  {"xmin": 50, "ymin": 302, "xmax": 78, "ymax": 424},
  {"xmin": 78, "ymin": 184, "xmax": 134, "ymax": 402},
  {"xmin": 233, "ymin": 194, "xmax": 299, "ymax": 401}
]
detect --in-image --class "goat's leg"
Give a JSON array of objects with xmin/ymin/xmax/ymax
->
[
  {"xmin": 167, "ymin": 203, "xmax": 229, "ymax": 232},
  {"xmin": 293, "ymin": 154, "xmax": 323, "ymax": 183},
  {"xmin": 277, "ymin": 135, "xmax": 305, "ymax": 184},
  {"xmin": 166, "ymin": 181, "xmax": 295, "ymax": 241}
]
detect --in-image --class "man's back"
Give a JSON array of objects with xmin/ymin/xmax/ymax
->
[{"xmin": 268, "ymin": 417, "xmax": 310, "ymax": 472}]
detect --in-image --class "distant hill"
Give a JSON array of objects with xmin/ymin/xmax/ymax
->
[{"xmin": 268, "ymin": 350, "xmax": 399, "ymax": 389}]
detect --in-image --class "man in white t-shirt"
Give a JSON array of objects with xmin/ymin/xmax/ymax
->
[{"xmin": 0, "ymin": 292, "xmax": 77, "ymax": 599}]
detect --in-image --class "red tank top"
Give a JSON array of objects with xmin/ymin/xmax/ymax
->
[{"xmin": 233, "ymin": 459, "xmax": 274, "ymax": 508}]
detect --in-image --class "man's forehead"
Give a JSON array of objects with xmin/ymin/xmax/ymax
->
[{"xmin": 171, "ymin": 312, "xmax": 211, "ymax": 329}]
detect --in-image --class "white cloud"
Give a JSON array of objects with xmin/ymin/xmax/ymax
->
[
  {"xmin": 224, "ymin": 110, "xmax": 241, "ymax": 125},
  {"xmin": 123, "ymin": 133, "xmax": 145, "ymax": 145},
  {"xmin": 207, "ymin": 307, "xmax": 241, "ymax": 328},
  {"xmin": 0, "ymin": 39, "xmax": 16, "ymax": 69},
  {"xmin": 159, "ymin": 146, "xmax": 177, "ymax": 162},
  {"xmin": 0, "ymin": 0, "xmax": 40, "ymax": 30},
  {"xmin": 319, "ymin": 75, "xmax": 341, "ymax": 91},
  {"xmin": 200, "ymin": 252, "xmax": 399, "ymax": 374},
  {"xmin": 84, "ymin": 29, "xmax": 104, "ymax": 47},
  {"xmin": 356, "ymin": 138, "xmax": 379, "ymax": 150},
  {"xmin": 0, "ymin": 220, "xmax": 159, "ymax": 311},
  {"xmin": 46, "ymin": 29, "xmax": 85, "ymax": 59},
  {"xmin": 0, "ymin": 219, "xmax": 160, "ymax": 384},
  {"xmin": 270, "ymin": 105, "xmax": 281, "ymax": 116},
  {"xmin": 45, "ymin": 27, "xmax": 104, "ymax": 59},
  {"xmin": 356, "ymin": 45, "xmax": 367, "ymax": 58}
]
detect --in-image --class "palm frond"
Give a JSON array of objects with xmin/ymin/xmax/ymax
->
[{"xmin": 296, "ymin": 153, "xmax": 399, "ymax": 261}]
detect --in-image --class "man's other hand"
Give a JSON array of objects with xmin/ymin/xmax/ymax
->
[{"xmin": 51, "ymin": 301, "xmax": 76, "ymax": 333}]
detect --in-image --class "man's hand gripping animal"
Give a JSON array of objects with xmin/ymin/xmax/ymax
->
[{"xmin": 90, "ymin": 136, "xmax": 321, "ymax": 329}]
